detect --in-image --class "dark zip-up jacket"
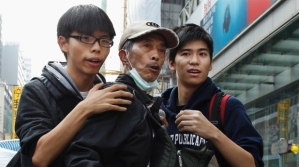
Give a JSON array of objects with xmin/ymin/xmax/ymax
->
[
  {"xmin": 64, "ymin": 74, "xmax": 153, "ymax": 167},
  {"xmin": 15, "ymin": 62, "xmax": 105, "ymax": 167},
  {"xmin": 161, "ymin": 77, "xmax": 264, "ymax": 167}
]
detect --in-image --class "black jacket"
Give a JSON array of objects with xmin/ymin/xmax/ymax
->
[
  {"xmin": 64, "ymin": 74, "xmax": 153, "ymax": 167},
  {"xmin": 15, "ymin": 62, "xmax": 105, "ymax": 167}
]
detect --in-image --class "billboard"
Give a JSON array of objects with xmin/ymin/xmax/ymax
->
[
  {"xmin": 195, "ymin": 0, "xmax": 278, "ymax": 55},
  {"xmin": 12, "ymin": 86, "xmax": 23, "ymax": 139},
  {"xmin": 127, "ymin": 0, "xmax": 161, "ymax": 25}
]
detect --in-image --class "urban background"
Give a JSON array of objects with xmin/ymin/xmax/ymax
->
[{"xmin": 1, "ymin": 0, "xmax": 299, "ymax": 166}]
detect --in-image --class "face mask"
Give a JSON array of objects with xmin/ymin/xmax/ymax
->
[
  {"xmin": 125, "ymin": 53, "xmax": 159, "ymax": 91},
  {"xmin": 129, "ymin": 68, "xmax": 159, "ymax": 91}
]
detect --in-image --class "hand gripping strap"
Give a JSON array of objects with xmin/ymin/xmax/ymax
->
[{"xmin": 209, "ymin": 92, "xmax": 231, "ymax": 130}]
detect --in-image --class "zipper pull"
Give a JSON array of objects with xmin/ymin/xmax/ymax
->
[{"xmin": 177, "ymin": 150, "xmax": 183, "ymax": 167}]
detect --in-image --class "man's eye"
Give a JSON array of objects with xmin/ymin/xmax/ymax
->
[
  {"xmin": 82, "ymin": 36, "xmax": 93, "ymax": 40},
  {"xmin": 182, "ymin": 53, "xmax": 189, "ymax": 56},
  {"xmin": 102, "ymin": 39, "xmax": 110, "ymax": 44},
  {"xmin": 200, "ymin": 52, "xmax": 207, "ymax": 56},
  {"xmin": 144, "ymin": 44, "xmax": 150, "ymax": 47},
  {"xmin": 160, "ymin": 49, "xmax": 166, "ymax": 53}
]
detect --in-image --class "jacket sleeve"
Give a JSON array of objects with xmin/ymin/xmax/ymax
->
[
  {"xmin": 223, "ymin": 96, "xmax": 264, "ymax": 167},
  {"xmin": 64, "ymin": 98, "xmax": 152, "ymax": 167},
  {"xmin": 64, "ymin": 117, "xmax": 105, "ymax": 167},
  {"xmin": 15, "ymin": 81, "xmax": 59, "ymax": 158}
]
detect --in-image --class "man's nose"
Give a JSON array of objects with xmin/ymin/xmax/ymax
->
[
  {"xmin": 91, "ymin": 41, "xmax": 102, "ymax": 52},
  {"xmin": 151, "ymin": 49, "xmax": 160, "ymax": 61},
  {"xmin": 190, "ymin": 54, "xmax": 199, "ymax": 64}
]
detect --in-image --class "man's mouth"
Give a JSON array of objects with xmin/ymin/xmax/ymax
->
[
  {"xmin": 187, "ymin": 69, "xmax": 200, "ymax": 74},
  {"xmin": 88, "ymin": 59, "xmax": 100, "ymax": 63},
  {"xmin": 149, "ymin": 65, "xmax": 160, "ymax": 70},
  {"xmin": 86, "ymin": 59, "xmax": 101, "ymax": 66}
]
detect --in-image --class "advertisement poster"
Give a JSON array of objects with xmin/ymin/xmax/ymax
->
[
  {"xmin": 199, "ymin": 0, "xmax": 278, "ymax": 55},
  {"xmin": 12, "ymin": 86, "xmax": 23, "ymax": 139},
  {"xmin": 277, "ymin": 99, "xmax": 291, "ymax": 139}
]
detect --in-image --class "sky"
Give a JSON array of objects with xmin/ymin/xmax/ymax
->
[{"xmin": 0, "ymin": 0, "xmax": 123, "ymax": 79}]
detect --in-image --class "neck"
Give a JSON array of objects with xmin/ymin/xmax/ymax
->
[
  {"xmin": 176, "ymin": 83, "xmax": 199, "ymax": 106},
  {"xmin": 66, "ymin": 68, "xmax": 95, "ymax": 92},
  {"xmin": 123, "ymin": 64, "xmax": 131, "ymax": 74}
]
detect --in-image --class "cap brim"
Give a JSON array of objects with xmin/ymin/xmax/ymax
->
[{"xmin": 128, "ymin": 28, "xmax": 178, "ymax": 49}]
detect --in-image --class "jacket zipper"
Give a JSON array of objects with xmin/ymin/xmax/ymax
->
[{"xmin": 177, "ymin": 150, "xmax": 183, "ymax": 167}]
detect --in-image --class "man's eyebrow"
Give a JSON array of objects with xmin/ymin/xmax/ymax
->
[
  {"xmin": 198, "ymin": 48, "xmax": 209, "ymax": 52},
  {"xmin": 140, "ymin": 38, "xmax": 166, "ymax": 47},
  {"xmin": 99, "ymin": 34, "xmax": 110, "ymax": 38},
  {"xmin": 179, "ymin": 48, "xmax": 209, "ymax": 52}
]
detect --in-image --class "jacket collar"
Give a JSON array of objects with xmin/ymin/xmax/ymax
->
[{"xmin": 115, "ymin": 74, "xmax": 152, "ymax": 105}]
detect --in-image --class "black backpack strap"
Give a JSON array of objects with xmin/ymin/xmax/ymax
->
[
  {"xmin": 118, "ymin": 83, "xmax": 163, "ymax": 128},
  {"xmin": 123, "ymin": 85, "xmax": 178, "ymax": 167},
  {"xmin": 132, "ymin": 91, "xmax": 162, "ymax": 128},
  {"xmin": 209, "ymin": 92, "xmax": 225, "ymax": 131},
  {"xmin": 150, "ymin": 97, "xmax": 164, "ymax": 125},
  {"xmin": 32, "ymin": 76, "xmax": 81, "ymax": 116},
  {"xmin": 209, "ymin": 92, "xmax": 231, "ymax": 131},
  {"xmin": 208, "ymin": 92, "xmax": 231, "ymax": 151}
]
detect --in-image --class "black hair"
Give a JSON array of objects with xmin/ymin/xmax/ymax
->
[
  {"xmin": 168, "ymin": 23, "xmax": 213, "ymax": 62},
  {"xmin": 57, "ymin": 4, "xmax": 116, "ymax": 59}
]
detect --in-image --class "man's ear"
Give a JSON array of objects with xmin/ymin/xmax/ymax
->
[
  {"xmin": 119, "ymin": 50, "xmax": 129, "ymax": 65},
  {"xmin": 58, "ymin": 36, "xmax": 68, "ymax": 53},
  {"xmin": 168, "ymin": 58, "xmax": 176, "ymax": 71},
  {"xmin": 209, "ymin": 59, "xmax": 213, "ymax": 71}
]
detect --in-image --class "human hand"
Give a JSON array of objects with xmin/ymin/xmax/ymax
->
[
  {"xmin": 175, "ymin": 109, "xmax": 220, "ymax": 140},
  {"xmin": 80, "ymin": 83, "xmax": 133, "ymax": 116},
  {"xmin": 160, "ymin": 116, "xmax": 168, "ymax": 129}
]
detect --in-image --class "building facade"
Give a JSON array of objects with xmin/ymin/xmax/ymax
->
[
  {"xmin": 0, "ymin": 14, "xmax": 13, "ymax": 140},
  {"xmin": 23, "ymin": 57, "xmax": 32, "ymax": 83},
  {"xmin": 0, "ymin": 15, "xmax": 2, "ymax": 79},
  {"xmin": 153, "ymin": 0, "xmax": 185, "ymax": 96},
  {"xmin": 0, "ymin": 80, "xmax": 12, "ymax": 140},
  {"xmin": 1, "ymin": 43, "xmax": 26, "ymax": 86},
  {"xmin": 180, "ymin": 0, "xmax": 299, "ymax": 166}
]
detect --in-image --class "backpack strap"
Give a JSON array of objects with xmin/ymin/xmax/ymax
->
[
  {"xmin": 32, "ymin": 76, "xmax": 82, "ymax": 116},
  {"xmin": 150, "ymin": 97, "xmax": 164, "ymax": 125},
  {"xmin": 114, "ymin": 82, "xmax": 163, "ymax": 127},
  {"xmin": 122, "ymin": 85, "xmax": 178, "ymax": 167},
  {"xmin": 209, "ymin": 92, "xmax": 231, "ymax": 131}
]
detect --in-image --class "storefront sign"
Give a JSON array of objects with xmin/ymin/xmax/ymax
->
[{"xmin": 12, "ymin": 86, "xmax": 23, "ymax": 139}]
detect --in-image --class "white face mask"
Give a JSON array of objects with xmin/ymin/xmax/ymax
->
[
  {"xmin": 129, "ymin": 68, "xmax": 159, "ymax": 91},
  {"xmin": 126, "ymin": 54, "xmax": 159, "ymax": 91}
]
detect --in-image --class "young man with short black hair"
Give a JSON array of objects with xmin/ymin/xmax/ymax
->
[
  {"xmin": 15, "ymin": 4, "xmax": 133, "ymax": 167},
  {"xmin": 161, "ymin": 24, "xmax": 264, "ymax": 167}
]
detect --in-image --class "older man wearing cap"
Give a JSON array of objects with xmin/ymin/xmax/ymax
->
[{"xmin": 65, "ymin": 21, "xmax": 179, "ymax": 167}]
